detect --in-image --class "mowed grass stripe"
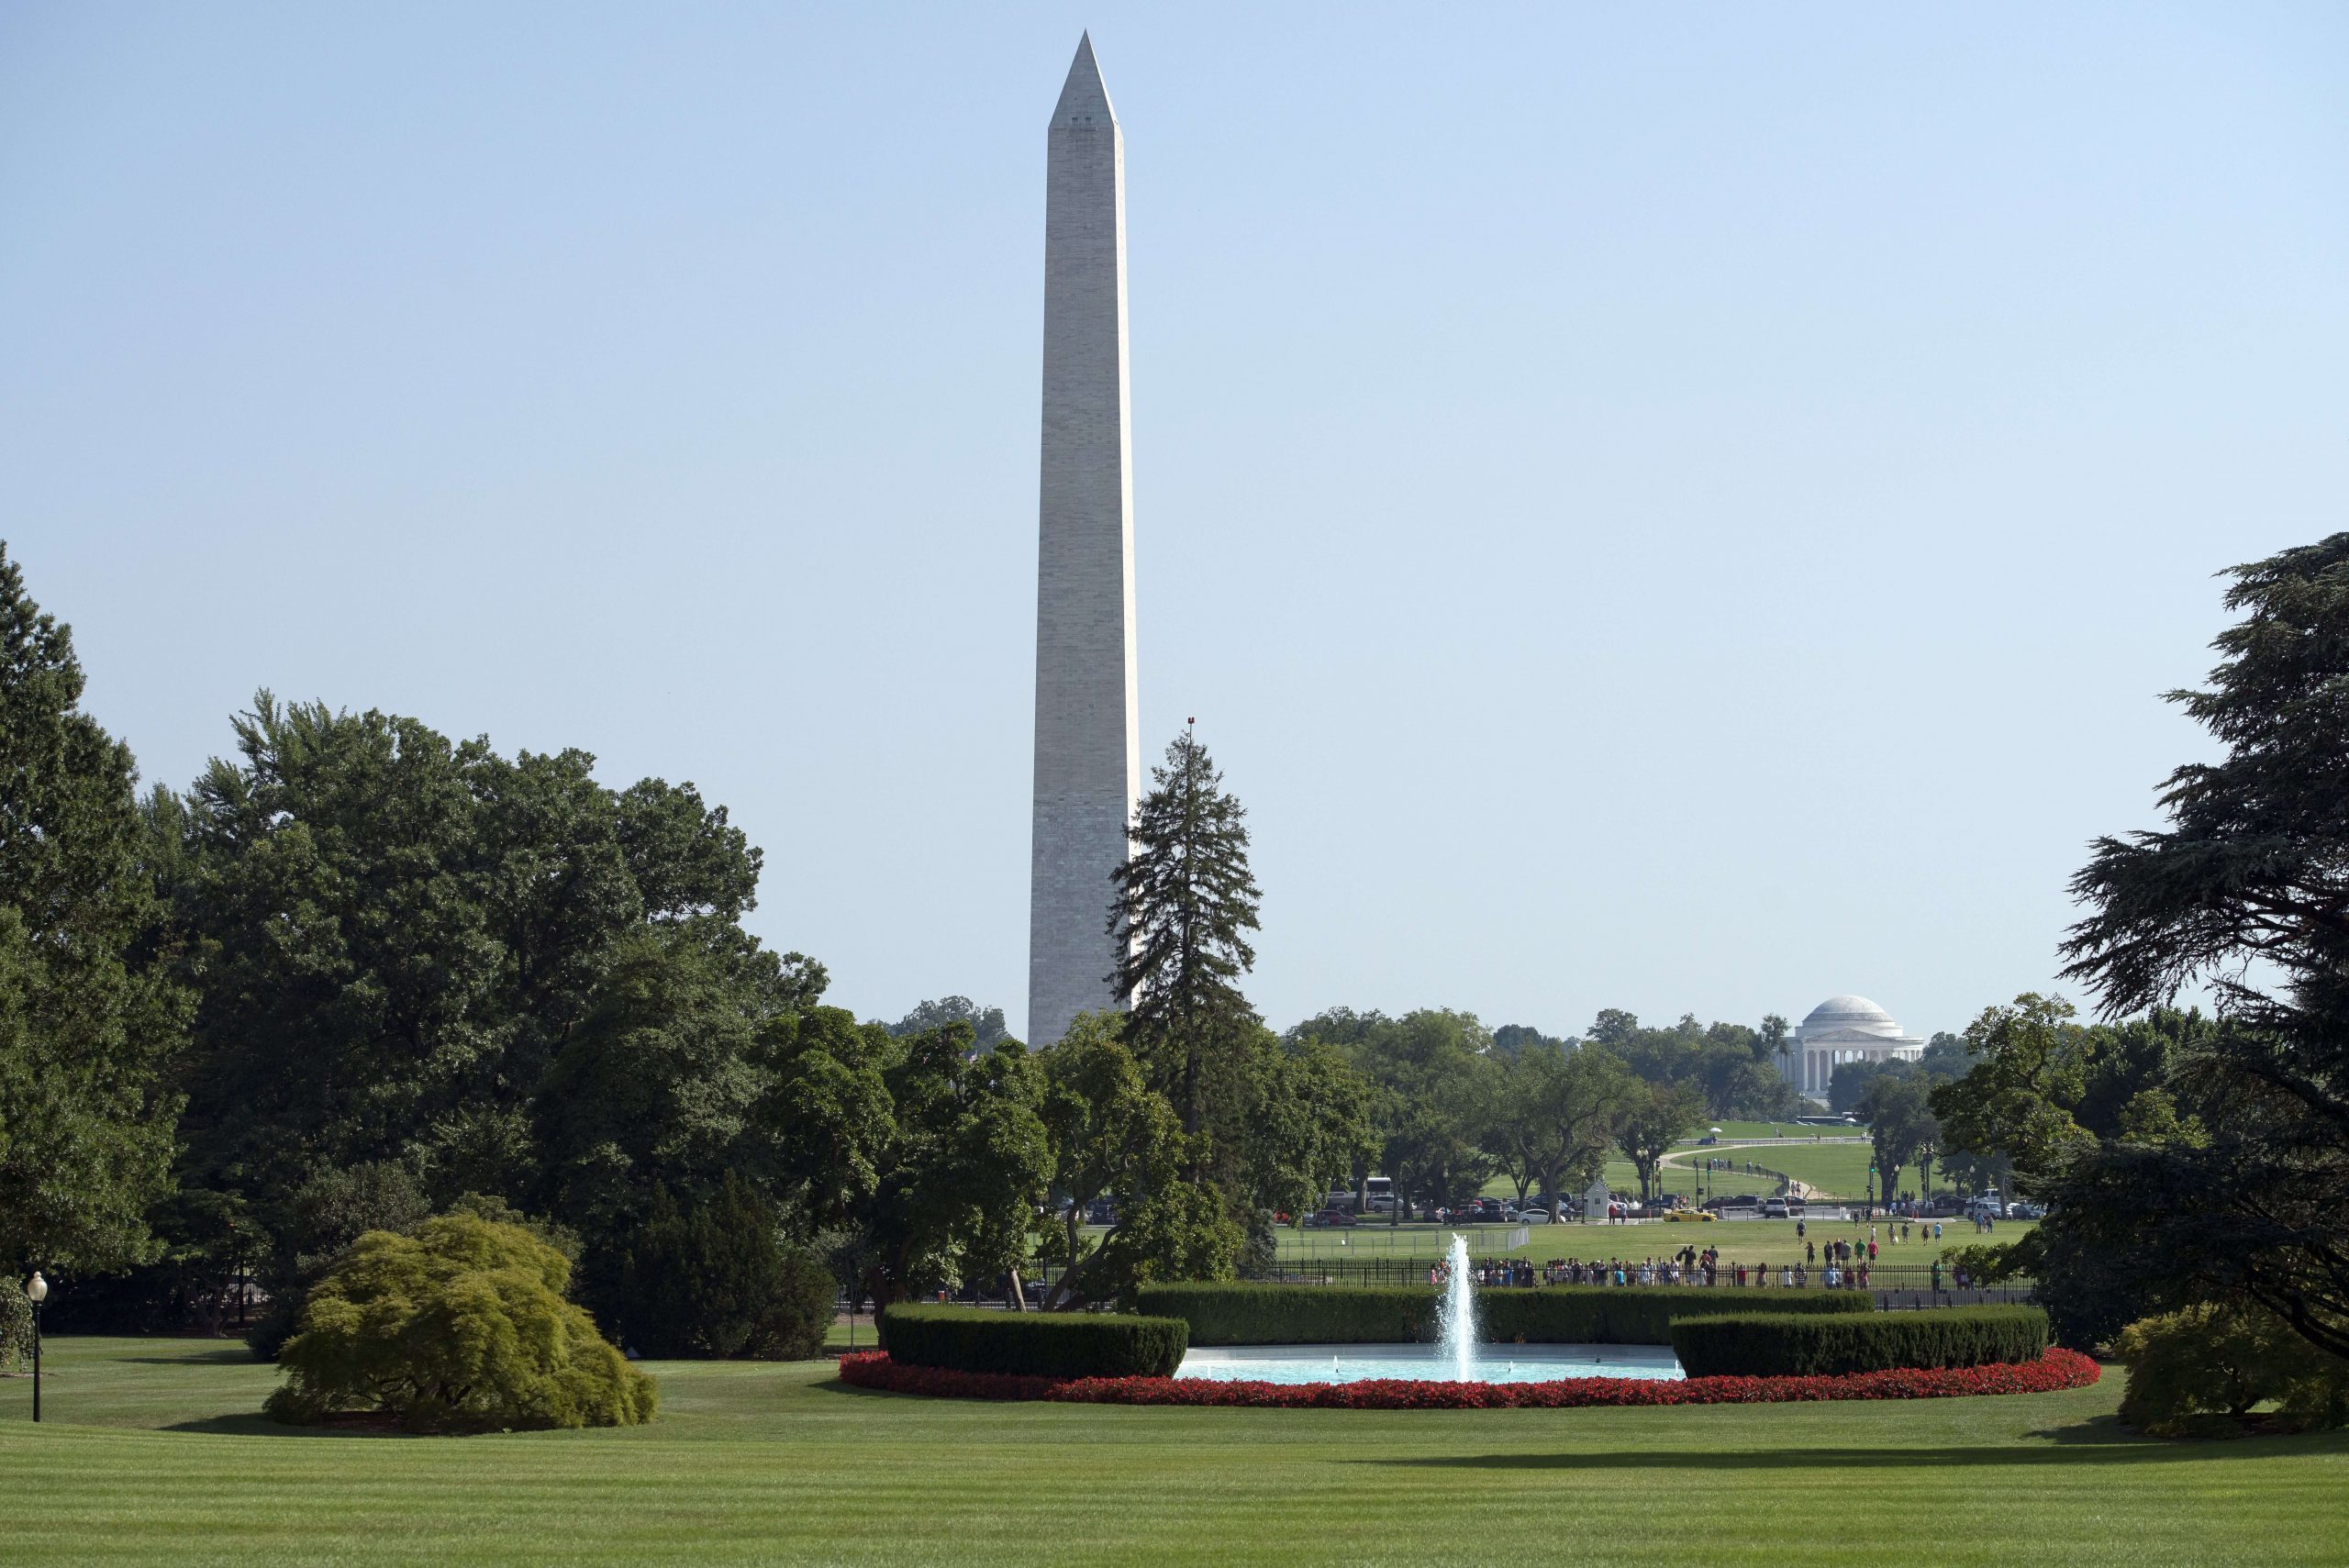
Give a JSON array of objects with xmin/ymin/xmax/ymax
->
[{"xmin": 0, "ymin": 1341, "xmax": 2343, "ymax": 1566}]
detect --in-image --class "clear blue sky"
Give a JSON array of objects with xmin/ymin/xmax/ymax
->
[{"xmin": 5, "ymin": 4, "xmax": 2343, "ymax": 1043}]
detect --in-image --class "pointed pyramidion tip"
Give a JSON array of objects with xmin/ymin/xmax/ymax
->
[{"xmin": 1052, "ymin": 31, "xmax": 1117, "ymax": 129}]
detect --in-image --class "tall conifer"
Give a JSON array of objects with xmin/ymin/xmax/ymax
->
[
  {"xmin": 0, "ymin": 543, "xmax": 186, "ymax": 1273},
  {"xmin": 1106, "ymin": 728, "xmax": 1262, "ymax": 1144}
]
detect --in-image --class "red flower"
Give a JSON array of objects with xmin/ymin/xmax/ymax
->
[{"xmin": 835, "ymin": 1348, "xmax": 2102, "ymax": 1409}]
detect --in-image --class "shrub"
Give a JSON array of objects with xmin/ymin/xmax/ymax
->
[
  {"xmin": 2116, "ymin": 1303, "xmax": 2349, "ymax": 1437},
  {"xmin": 1670, "ymin": 1306, "xmax": 2047, "ymax": 1377},
  {"xmin": 0, "ymin": 1277, "xmax": 30, "ymax": 1373},
  {"xmin": 1136, "ymin": 1284, "xmax": 1873, "ymax": 1347},
  {"xmin": 608, "ymin": 1177, "xmax": 835, "ymax": 1360},
  {"xmin": 265, "ymin": 1212, "xmax": 658, "ymax": 1432},
  {"xmin": 881, "ymin": 1304, "xmax": 1187, "ymax": 1378}
]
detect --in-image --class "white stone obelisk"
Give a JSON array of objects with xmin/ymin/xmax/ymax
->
[{"xmin": 1029, "ymin": 34, "xmax": 1139, "ymax": 1048}]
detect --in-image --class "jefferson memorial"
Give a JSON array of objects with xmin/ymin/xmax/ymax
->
[{"xmin": 1783, "ymin": 995, "xmax": 1924, "ymax": 1100}]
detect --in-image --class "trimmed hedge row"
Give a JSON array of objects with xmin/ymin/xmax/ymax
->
[
  {"xmin": 880, "ymin": 1305, "xmax": 1187, "ymax": 1378},
  {"xmin": 1671, "ymin": 1306, "xmax": 2049, "ymax": 1377},
  {"xmin": 1134, "ymin": 1284, "xmax": 1874, "ymax": 1348}
]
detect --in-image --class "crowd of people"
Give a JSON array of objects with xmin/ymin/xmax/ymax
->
[{"xmin": 1420, "ymin": 1218, "xmax": 1972, "ymax": 1296}]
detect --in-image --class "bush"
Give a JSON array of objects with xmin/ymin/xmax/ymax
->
[
  {"xmin": 2116, "ymin": 1303, "xmax": 2349, "ymax": 1437},
  {"xmin": 0, "ymin": 1277, "xmax": 30, "ymax": 1373},
  {"xmin": 881, "ymin": 1305, "xmax": 1187, "ymax": 1378},
  {"xmin": 608, "ymin": 1177, "xmax": 835, "ymax": 1360},
  {"xmin": 1136, "ymin": 1284, "xmax": 1874, "ymax": 1347},
  {"xmin": 265, "ymin": 1212, "xmax": 658, "ymax": 1432},
  {"xmin": 1671, "ymin": 1306, "xmax": 2047, "ymax": 1377}
]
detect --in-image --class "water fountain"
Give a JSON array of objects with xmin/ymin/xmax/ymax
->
[
  {"xmin": 1171, "ymin": 1227, "xmax": 1685, "ymax": 1385},
  {"xmin": 1433, "ymin": 1232, "xmax": 1479, "ymax": 1381}
]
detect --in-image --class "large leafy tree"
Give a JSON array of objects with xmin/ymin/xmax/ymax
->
[
  {"xmin": 1235, "ymin": 1030, "xmax": 1377, "ymax": 1227},
  {"xmin": 154, "ymin": 694, "xmax": 826, "ymax": 1329},
  {"xmin": 1585, "ymin": 1009, "xmax": 1804, "ymax": 1120},
  {"xmin": 1033, "ymin": 1013, "xmax": 1217, "ymax": 1307},
  {"xmin": 1854, "ymin": 1071, "xmax": 1940, "ymax": 1203},
  {"xmin": 1108, "ymin": 728, "xmax": 1263, "ymax": 1150},
  {"xmin": 1614, "ymin": 1079, "xmax": 1708, "ymax": 1202},
  {"xmin": 0, "ymin": 544, "xmax": 188, "ymax": 1274},
  {"xmin": 1491, "ymin": 1041, "xmax": 1637, "ymax": 1219},
  {"xmin": 1341, "ymin": 1009, "xmax": 1503, "ymax": 1221},
  {"xmin": 801, "ymin": 1018, "xmax": 1052, "ymax": 1323},
  {"xmin": 1946, "ymin": 533, "xmax": 2349, "ymax": 1356}
]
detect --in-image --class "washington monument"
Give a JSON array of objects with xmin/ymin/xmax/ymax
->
[{"xmin": 1029, "ymin": 33, "xmax": 1139, "ymax": 1048}]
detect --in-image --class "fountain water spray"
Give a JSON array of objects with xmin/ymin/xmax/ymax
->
[{"xmin": 1435, "ymin": 1232, "xmax": 1479, "ymax": 1381}]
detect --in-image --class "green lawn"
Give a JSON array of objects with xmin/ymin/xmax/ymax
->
[{"xmin": 0, "ymin": 1338, "xmax": 2341, "ymax": 1565}]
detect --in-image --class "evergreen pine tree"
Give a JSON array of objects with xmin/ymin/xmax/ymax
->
[
  {"xmin": 0, "ymin": 543, "xmax": 187, "ymax": 1273},
  {"xmin": 1107, "ymin": 727, "xmax": 1263, "ymax": 1148}
]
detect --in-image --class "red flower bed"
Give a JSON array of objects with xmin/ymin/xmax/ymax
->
[{"xmin": 835, "ymin": 1347, "xmax": 2099, "ymax": 1409}]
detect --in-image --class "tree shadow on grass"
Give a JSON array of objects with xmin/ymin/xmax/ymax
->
[
  {"xmin": 164, "ymin": 1412, "xmax": 417, "ymax": 1438},
  {"xmin": 118, "ymin": 1349, "xmax": 256, "ymax": 1366},
  {"xmin": 1359, "ymin": 1429, "xmax": 2349, "ymax": 1471}
]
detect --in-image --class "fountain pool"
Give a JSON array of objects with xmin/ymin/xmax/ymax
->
[
  {"xmin": 1172, "ymin": 1234, "xmax": 1685, "ymax": 1387},
  {"xmin": 1173, "ymin": 1341, "xmax": 1684, "ymax": 1386}
]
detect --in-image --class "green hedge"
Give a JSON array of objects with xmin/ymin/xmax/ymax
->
[
  {"xmin": 879, "ymin": 1305, "xmax": 1187, "ymax": 1378},
  {"xmin": 1670, "ymin": 1306, "xmax": 2049, "ymax": 1377},
  {"xmin": 1134, "ymin": 1284, "xmax": 1873, "ymax": 1348}
]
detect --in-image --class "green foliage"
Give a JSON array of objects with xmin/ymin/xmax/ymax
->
[
  {"xmin": 1035, "ymin": 1014, "xmax": 1218, "ymax": 1307},
  {"xmin": 266, "ymin": 1212, "xmax": 655, "ymax": 1432},
  {"xmin": 1590, "ymin": 1010, "xmax": 1806, "ymax": 1121},
  {"xmin": 0, "ymin": 544, "xmax": 188, "ymax": 1274},
  {"xmin": 1237, "ymin": 1032, "xmax": 1376, "ymax": 1226},
  {"xmin": 885, "ymin": 996, "xmax": 1009, "ymax": 1050},
  {"xmin": 2045, "ymin": 533, "xmax": 2349, "ymax": 1362},
  {"xmin": 1301, "ymin": 1007, "xmax": 1502, "ymax": 1216},
  {"xmin": 1670, "ymin": 1306, "xmax": 2048, "ymax": 1377},
  {"xmin": 1930, "ymin": 998, "xmax": 2225, "ymax": 1346},
  {"xmin": 1855, "ymin": 1071, "xmax": 1941, "ymax": 1200},
  {"xmin": 1110, "ymin": 729, "xmax": 1264, "ymax": 1151},
  {"xmin": 880, "ymin": 1303, "xmax": 1187, "ymax": 1378},
  {"xmin": 0, "ymin": 1275, "xmax": 30, "ymax": 1373},
  {"xmin": 2116, "ymin": 1303, "xmax": 2349, "ymax": 1437},
  {"xmin": 812, "ymin": 1019, "xmax": 1054, "ymax": 1316},
  {"xmin": 161, "ymin": 695, "xmax": 818, "ymax": 1262},
  {"xmin": 245, "ymin": 1162, "xmax": 432, "ymax": 1359},
  {"xmin": 1136, "ymin": 1283, "xmax": 1873, "ymax": 1347},
  {"xmin": 1613, "ymin": 1078, "xmax": 1709, "ymax": 1202},
  {"xmin": 612, "ymin": 1176, "xmax": 834, "ymax": 1360},
  {"xmin": 1486, "ymin": 1041, "xmax": 1636, "ymax": 1216}
]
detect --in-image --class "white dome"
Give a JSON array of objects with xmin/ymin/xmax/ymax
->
[{"xmin": 1799, "ymin": 995, "xmax": 1905, "ymax": 1040}]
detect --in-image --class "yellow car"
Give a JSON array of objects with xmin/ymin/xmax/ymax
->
[{"xmin": 1664, "ymin": 1208, "xmax": 1718, "ymax": 1222}]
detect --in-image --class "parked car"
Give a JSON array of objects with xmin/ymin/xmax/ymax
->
[
  {"xmin": 1762, "ymin": 1198, "xmax": 1789, "ymax": 1218},
  {"xmin": 1665, "ymin": 1209, "xmax": 1717, "ymax": 1223},
  {"xmin": 2007, "ymin": 1202, "xmax": 2045, "ymax": 1220},
  {"xmin": 1520, "ymin": 1208, "xmax": 1554, "ymax": 1225},
  {"xmin": 1303, "ymin": 1208, "xmax": 1357, "ymax": 1229}
]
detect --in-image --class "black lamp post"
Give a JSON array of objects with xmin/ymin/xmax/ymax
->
[{"xmin": 27, "ymin": 1271, "xmax": 47, "ymax": 1423}]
